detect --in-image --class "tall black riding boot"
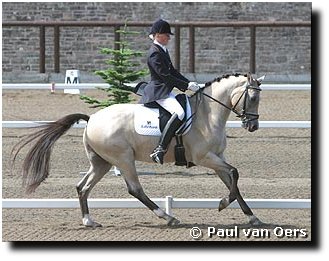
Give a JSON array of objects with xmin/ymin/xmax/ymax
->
[{"xmin": 150, "ymin": 113, "xmax": 182, "ymax": 164}]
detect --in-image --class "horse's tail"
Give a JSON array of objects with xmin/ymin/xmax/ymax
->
[{"xmin": 11, "ymin": 113, "xmax": 90, "ymax": 194}]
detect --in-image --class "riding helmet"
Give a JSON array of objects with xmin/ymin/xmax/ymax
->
[{"xmin": 149, "ymin": 19, "xmax": 174, "ymax": 35}]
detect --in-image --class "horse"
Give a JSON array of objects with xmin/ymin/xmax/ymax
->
[{"xmin": 12, "ymin": 72, "xmax": 265, "ymax": 228}]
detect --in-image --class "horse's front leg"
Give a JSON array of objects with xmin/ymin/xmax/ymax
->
[
  {"xmin": 197, "ymin": 151, "xmax": 262, "ymax": 225},
  {"xmin": 216, "ymin": 169, "xmax": 262, "ymax": 226}
]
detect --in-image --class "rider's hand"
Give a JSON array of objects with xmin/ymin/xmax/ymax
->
[{"xmin": 188, "ymin": 82, "xmax": 200, "ymax": 92}]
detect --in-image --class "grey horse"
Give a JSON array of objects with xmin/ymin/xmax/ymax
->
[{"xmin": 12, "ymin": 73, "xmax": 265, "ymax": 228}]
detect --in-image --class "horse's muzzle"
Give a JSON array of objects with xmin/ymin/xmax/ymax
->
[{"xmin": 242, "ymin": 119, "xmax": 259, "ymax": 132}]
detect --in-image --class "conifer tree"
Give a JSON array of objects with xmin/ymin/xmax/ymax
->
[{"xmin": 80, "ymin": 23, "xmax": 148, "ymax": 108}]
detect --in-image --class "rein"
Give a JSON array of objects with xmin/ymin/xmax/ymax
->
[
  {"xmin": 201, "ymin": 82, "xmax": 262, "ymax": 121},
  {"xmin": 202, "ymin": 91, "xmax": 242, "ymax": 117},
  {"xmin": 177, "ymin": 77, "xmax": 261, "ymax": 135}
]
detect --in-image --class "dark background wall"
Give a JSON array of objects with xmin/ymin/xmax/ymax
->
[{"xmin": 2, "ymin": 2, "xmax": 311, "ymax": 82}]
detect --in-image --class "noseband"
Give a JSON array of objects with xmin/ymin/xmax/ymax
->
[{"xmin": 201, "ymin": 82, "xmax": 262, "ymax": 124}]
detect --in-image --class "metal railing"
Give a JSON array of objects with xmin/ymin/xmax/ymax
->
[{"xmin": 2, "ymin": 20, "xmax": 311, "ymax": 74}]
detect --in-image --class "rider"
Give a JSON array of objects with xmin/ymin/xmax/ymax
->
[{"xmin": 139, "ymin": 19, "xmax": 200, "ymax": 164}]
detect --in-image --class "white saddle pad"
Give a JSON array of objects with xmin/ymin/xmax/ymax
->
[{"xmin": 134, "ymin": 97, "xmax": 192, "ymax": 136}]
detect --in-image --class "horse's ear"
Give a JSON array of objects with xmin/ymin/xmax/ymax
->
[
  {"xmin": 256, "ymin": 75, "xmax": 266, "ymax": 85},
  {"xmin": 247, "ymin": 72, "xmax": 252, "ymax": 83}
]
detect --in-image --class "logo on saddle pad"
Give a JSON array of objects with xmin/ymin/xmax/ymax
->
[
  {"xmin": 134, "ymin": 106, "xmax": 166, "ymax": 136},
  {"xmin": 134, "ymin": 98, "xmax": 192, "ymax": 136},
  {"xmin": 141, "ymin": 119, "xmax": 158, "ymax": 131}
]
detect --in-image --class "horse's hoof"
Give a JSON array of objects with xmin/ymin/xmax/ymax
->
[
  {"xmin": 92, "ymin": 222, "xmax": 103, "ymax": 228},
  {"xmin": 84, "ymin": 222, "xmax": 102, "ymax": 228},
  {"xmin": 248, "ymin": 215, "xmax": 263, "ymax": 226},
  {"xmin": 82, "ymin": 214, "xmax": 102, "ymax": 228},
  {"xmin": 83, "ymin": 220, "xmax": 102, "ymax": 228},
  {"xmin": 167, "ymin": 217, "xmax": 180, "ymax": 226},
  {"xmin": 218, "ymin": 198, "xmax": 229, "ymax": 212}
]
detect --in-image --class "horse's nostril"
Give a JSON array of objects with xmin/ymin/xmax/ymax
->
[{"xmin": 248, "ymin": 122, "xmax": 259, "ymax": 132}]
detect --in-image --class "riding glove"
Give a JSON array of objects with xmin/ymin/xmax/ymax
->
[{"xmin": 188, "ymin": 82, "xmax": 200, "ymax": 92}]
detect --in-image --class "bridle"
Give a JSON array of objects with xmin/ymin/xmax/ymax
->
[
  {"xmin": 201, "ymin": 81, "xmax": 262, "ymax": 125},
  {"xmin": 177, "ymin": 79, "xmax": 262, "ymax": 135}
]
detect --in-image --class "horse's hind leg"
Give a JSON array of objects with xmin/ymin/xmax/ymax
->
[
  {"xmin": 76, "ymin": 144, "xmax": 112, "ymax": 227},
  {"xmin": 119, "ymin": 159, "xmax": 180, "ymax": 226}
]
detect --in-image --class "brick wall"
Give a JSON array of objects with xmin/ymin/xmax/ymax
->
[{"xmin": 2, "ymin": 2, "xmax": 311, "ymax": 77}]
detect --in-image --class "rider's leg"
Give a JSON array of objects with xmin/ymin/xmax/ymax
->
[
  {"xmin": 150, "ymin": 93, "xmax": 185, "ymax": 164},
  {"xmin": 150, "ymin": 113, "xmax": 182, "ymax": 164},
  {"xmin": 156, "ymin": 92, "xmax": 185, "ymax": 121}
]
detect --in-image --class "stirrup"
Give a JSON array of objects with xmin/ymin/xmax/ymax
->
[{"xmin": 150, "ymin": 146, "xmax": 166, "ymax": 164}]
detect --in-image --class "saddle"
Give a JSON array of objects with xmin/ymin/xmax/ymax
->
[
  {"xmin": 134, "ymin": 94, "xmax": 192, "ymax": 136},
  {"xmin": 134, "ymin": 84, "xmax": 193, "ymax": 167}
]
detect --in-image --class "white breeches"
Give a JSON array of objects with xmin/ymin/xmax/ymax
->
[{"xmin": 156, "ymin": 92, "xmax": 185, "ymax": 120}]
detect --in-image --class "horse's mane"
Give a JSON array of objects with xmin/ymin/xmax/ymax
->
[
  {"xmin": 204, "ymin": 73, "xmax": 248, "ymax": 88},
  {"xmin": 189, "ymin": 73, "xmax": 248, "ymax": 99}
]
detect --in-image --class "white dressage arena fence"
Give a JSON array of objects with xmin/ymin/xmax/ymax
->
[
  {"xmin": 2, "ymin": 82, "xmax": 310, "ymax": 212},
  {"xmin": 2, "ymin": 83, "xmax": 311, "ymax": 91},
  {"xmin": 2, "ymin": 197, "xmax": 311, "ymax": 215},
  {"xmin": 1, "ymin": 82, "xmax": 311, "ymax": 130}
]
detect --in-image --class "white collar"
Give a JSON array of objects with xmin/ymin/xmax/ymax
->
[{"xmin": 153, "ymin": 39, "xmax": 167, "ymax": 53}]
